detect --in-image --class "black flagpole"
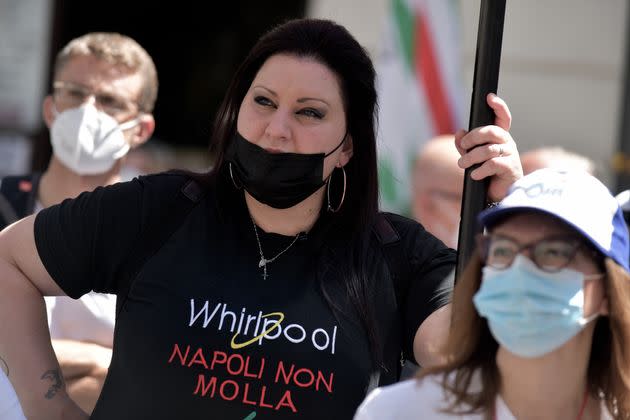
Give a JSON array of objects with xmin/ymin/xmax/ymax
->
[
  {"xmin": 455, "ymin": 0, "xmax": 507, "ymax": 282},
  {"xmin": 615, "ymin": 4, "xmax": 630, "ymax": 193}
]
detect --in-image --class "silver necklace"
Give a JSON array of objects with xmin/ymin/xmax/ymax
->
[{"xmin": 250, "ymin": 216, "xmax": 301, "ymax": 280}]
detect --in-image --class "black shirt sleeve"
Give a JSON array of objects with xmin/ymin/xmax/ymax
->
[
  {"xmin": 386, "ymin": 214, "xmax": 456, "ymax": 361},
  {"xmin": 34, "ymin": 173, "xmax": 190, "ymax": 298}
]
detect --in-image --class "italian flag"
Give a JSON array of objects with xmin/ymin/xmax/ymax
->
[{"xmin": 377, "ymin": 0, "xmax": 465, "ymax": 214}]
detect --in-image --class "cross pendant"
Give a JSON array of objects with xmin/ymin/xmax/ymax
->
[{"xmin": 258, "ymin": 257, "xmax": 269, "ymax": 279}]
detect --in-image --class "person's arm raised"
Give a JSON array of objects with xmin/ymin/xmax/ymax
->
[
  {"xmin": 414, "ymin": 95, "xmax": 522, "ymax": 366},
  {"xmin": 0, "ymin": 216, "xmax": 87, "ymax": 420}
]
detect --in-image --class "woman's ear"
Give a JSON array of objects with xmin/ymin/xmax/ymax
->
[{"xmin": 338, "ymin": 134, "xmax": 353, "ymax": 167}]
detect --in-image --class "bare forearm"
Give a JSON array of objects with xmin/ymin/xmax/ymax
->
[
  {"xmin": 52, "ymin": 339, "xmax": 112, "ymax": 380},
  {"xmin": 65, "ymin": 368, "xmax": 108, "ymax": 414},
  {"xmin": 0, "ymin": 260, "xmax": 82, "ymax": 419},
  {"xmin": 413, "ymin": 304, "xmax": 451, "ymax": 367},
  {"xmin": 52, "ymin": 339, "xmax": 110, "ymax": 413}
]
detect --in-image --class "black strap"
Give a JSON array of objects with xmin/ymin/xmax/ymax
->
[
  {"xmin": 115, "ymin": 179, "xmax": 205, "ymax": 315},
  {"xmin": 373, "ymin": 214, "xmax": 412, "ymax": 309},
  {"xmin": 0, "ymin": 193, "xmax": 18, "ymax": 226},
  {"xmin": 372, "ymin": 213, "xmax": 413, "ymax": 384},
  {"xmin": 0, "ymin": 173, "xmax": 41, "ymax": 229}
]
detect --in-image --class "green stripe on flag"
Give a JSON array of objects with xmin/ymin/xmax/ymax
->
[
  {"xmin": 392, "ymin": 0, "xmax": 414, "ymax": 72},
  {"xmin": 378, "ymin": 157, "xmax": 398, "ymax": 204}
]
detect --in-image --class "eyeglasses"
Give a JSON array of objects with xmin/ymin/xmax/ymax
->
[
  {"xmin": 477, "ymin": 233, "xmax": 600, "ymax": 273},
  {"xmin": 52, "ymin": 81, "xmax": 138, "ymax": 118}
]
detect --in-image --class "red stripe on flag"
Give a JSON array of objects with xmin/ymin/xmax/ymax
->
[{"xmin": 414, "ymin": 11, "xmax": 455, "ymax": 135}]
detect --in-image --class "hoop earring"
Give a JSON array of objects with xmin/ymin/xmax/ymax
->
[
  {"xmin": 228, "ymin": 162, "xmax": 243, "ymax": 190},
  {"xmin": 327, "ymin": 166, "xmax": 346, "ymax": 213}
]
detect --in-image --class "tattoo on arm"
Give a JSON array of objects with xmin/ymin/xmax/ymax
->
[
  {"xmin": 0, "ymin": 357, "xmax": 8, "ymax": 377},
  {"xmin": 41, "ymin": 369, "xmax": 64, "ymax": 399}
]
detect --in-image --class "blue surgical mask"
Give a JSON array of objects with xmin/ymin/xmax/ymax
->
[{"xmin": 473, "ymin": 254, "xmax": 602, "ymax": 358}]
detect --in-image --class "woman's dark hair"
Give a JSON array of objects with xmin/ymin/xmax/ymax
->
[
  {"xmin": 199, "ymin": 19, "xmax": 384, "ymax": 364},
  {"xmin": 209, "ymin": 18, "xmax": 379, "ymax": 232}
]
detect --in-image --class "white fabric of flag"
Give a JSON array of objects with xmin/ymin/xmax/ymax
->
[{"xmin": 376, "ymin": 0, "xmax": 465, "ymax": 214}]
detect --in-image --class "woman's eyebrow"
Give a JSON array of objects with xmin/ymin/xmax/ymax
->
[
  {"xmin": 297, "ymin": 97, "xmax": 330, "ymax": 106},
  {"xmin": 252, "ymin": 85, "xmax": 330, "ymax": 106},
  {"xmin": 251, "ymin": 85, "xmax": 277, "ymax": 96}
]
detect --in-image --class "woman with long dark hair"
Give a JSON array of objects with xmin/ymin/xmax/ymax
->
[
  {"xmin": 356, "ymin": 169, "xmax": 630, "ymax": 419},
  {"xmin": 0, "ymin": 19, "xmax": 521, "ymax": 420}
]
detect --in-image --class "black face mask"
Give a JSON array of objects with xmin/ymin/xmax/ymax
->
[{"xmin": 224, "ymin": 131, "xmax": 346, "ymax": 209}]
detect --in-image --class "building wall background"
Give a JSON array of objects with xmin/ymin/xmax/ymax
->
[
  {"xmin": 308, "ymin": 0, "xmax": 628, "ymax": 186},
  {"xmin": 1, "ymin": 0, "xmax": 626, "ymax": 186}
]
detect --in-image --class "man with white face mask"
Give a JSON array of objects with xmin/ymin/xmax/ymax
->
[
  {"xmin": 411, "ymin": 135, "xmax": 464, "ymax": 249},
  {"xmin": 0, "ymin": 32, "xmax": 157, "ymax": 415}
]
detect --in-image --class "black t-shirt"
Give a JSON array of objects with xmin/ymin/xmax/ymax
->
[{"xmin": 34, "ymin": 173, "xmax": 455, "ymax": 420}]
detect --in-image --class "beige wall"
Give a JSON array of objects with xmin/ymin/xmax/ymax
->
[{"xmin": 308, "ymin": 0, "xmax": 628, "ymax": 186}]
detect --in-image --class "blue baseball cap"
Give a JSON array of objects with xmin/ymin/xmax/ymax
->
[{"xmin": 478, "ymin": 169, "xmax": 630, "ymax": 272}]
